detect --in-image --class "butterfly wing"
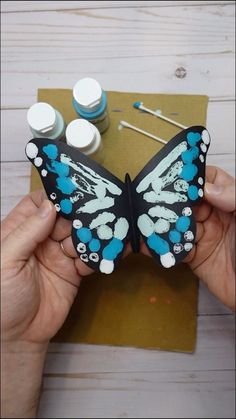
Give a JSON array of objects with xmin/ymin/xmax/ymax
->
[
  {"xmin": 133, "ymin": 126, "xmax": 210, "ymax": 268},
  {"xmin": 25, "ymin": 139, "xmax": 130, "ymax": 274}
]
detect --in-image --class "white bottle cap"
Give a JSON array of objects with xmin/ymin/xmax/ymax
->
[
  {"xmin": 27, "ymin": 102, "xmax": 56, "ymax": 134},
  {"xmin": 66, "ymin": 119, "xmax": 101, "ymax": 155},
  {"xmin": 73, "ymin": 78, "xmax": 102, "ymax": 111}
]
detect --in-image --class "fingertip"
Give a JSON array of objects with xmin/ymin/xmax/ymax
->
[{"xmin": 204, "ymin": 182, "xmax": 222, "ymax": 196}]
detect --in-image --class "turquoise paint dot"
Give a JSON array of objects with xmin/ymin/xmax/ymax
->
[
  {"xmin": 43, "ymin": 144, "xmax": 58, "ymax": 160},
  {"xmin": 191, "ymin": 146, "xmax": 199, "ymax": 159},
  {"xmin": 180, "ymin": 164, "xmax": 198, "ymax": 181},
  {"xmin": 187, "ymin": 132, "xmax": 201, "ymax": 146},
  {"xmin": 56, "ymin": 177, "xmax": 76, "ymax": 195},
  {"xmin": 77, "ymin": 227, "xmax": 92, "ymax": 243},
  {"xmin": 176, "ymin": 216, "xmax": 191, "ymax": 232},
  {"xmin": 181, "ymin": 146, "xmax": 199, "ymax": 164},
  {"xmin": 102, "ymin": 238, "xmax": 124, "ymax": 260},
  {"xmin": 60, "ymin": 199, "xmax": 72, "ymax": 214},
  {"xmin": 188, "ymin": 185, "xmax": 199, "ymax": 201},
  {"xmin": 169, "ymin": 230, "xmax": 181, "ymax": 243},
  {"xmin": 51, "ymin": 161, "xmax": 69, "ymax": 176},
  {"xmin": 147, "ymin": 233, "xmax": 170, "ymax": 256},
  {"xmin": 89, "ymin": 238, "xmax": 101, "ymax": 252}
]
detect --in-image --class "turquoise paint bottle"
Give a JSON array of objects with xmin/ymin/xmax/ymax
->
[
  {"xmin": 27, "ymin": 102, "xmax": 66, "ymax": 140},
  {"xmin": 72, "ymin": 78, "xmax": 110, "ymax": 134}
]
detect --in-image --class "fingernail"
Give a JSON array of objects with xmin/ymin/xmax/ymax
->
[
  {"xmin": 205, "ymin": 182, "xmax": 223, "ymax": 195},
  {"xmin": 38, "ymin": 200, "xmax": 53, "ymax": 218}
]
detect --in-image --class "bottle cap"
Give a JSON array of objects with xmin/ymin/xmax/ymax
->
[
  {"xmin": 65, "ymin": 119, "xmax": 101, "ymax": 155},
  {"xmin": 73, "ymin": 78, "xmax": 102, "ymax": 112},
  {"xmin": 27, "ymin": 102, "xmax": 56, "ymax": 134}
]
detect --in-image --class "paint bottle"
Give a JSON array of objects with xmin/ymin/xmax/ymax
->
[
  {"xmin": 27, "ymin": 102, "xmax": 66, "ymax": 140},
  {"xmin": 65, "ymin": 119, "xmax": 104, "ymax": 163},
  {"xmin": 72, "ymin": 78, "xmax": 110, "ymax": 134}
]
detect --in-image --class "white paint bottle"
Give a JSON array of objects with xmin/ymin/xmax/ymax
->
[
  {"xmin": 72, "ymin": 78, "xmax": 110, "ymax": 134},
  {"xmin": 27, "ymin": 102, "xmax": 66, "ymax": 140},
  {"xmin": 65, "ymin": 119, "xmax": 104, "ymax": 163}
]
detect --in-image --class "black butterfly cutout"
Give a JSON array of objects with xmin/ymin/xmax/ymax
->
[{"xmin": 25, "ymin": 126, "xmax": 210, "ymax": 274}]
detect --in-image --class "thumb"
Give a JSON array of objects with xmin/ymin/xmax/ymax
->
[
  {"xmin": 204, "ymin": 182, "xmax": 236, "ymax": 212},
  {"xmin": 3, "ymin": 200, "xmax": 56, "ymax": 263}
]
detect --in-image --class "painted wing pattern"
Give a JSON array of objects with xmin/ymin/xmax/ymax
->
[
  {"xmin": 25, "ymin": 139, "xmax": 130, "ymax": 274},
  {"xmin": 25, "ymin": 126, "xmax": 210, "ymax": 274},
  {"xmin": 133, "ymin": 126, "xmax": 211, "ymax": 267}
]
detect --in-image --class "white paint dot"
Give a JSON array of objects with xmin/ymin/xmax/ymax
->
[
  {"xmin": 154, "ymin": 219, "xmax": 170, "ymax": 234},
  {"xmin": 89, "ymin": 253, "xmax": 99, "ymax": 262},
  {"xmin": 199, "ymin": 154, "xmax": 204, "ymax": 163},
  {"xmin": 182, "ymin": 207, "xmax": 192, "ymax": 216},
  {"xmin": 160, "ymin": 252, "xmax": 175, "ymax": 268},
  {"xmin": 184, "ymin": 243, "xmax": 193, "ymax": 252},
  {"xmin": 137, "ymin": 214, "xmax": 154, "ymax": 237},
  {"xmin": 198, "ymin": 177, "xmax": 203, "ymax": 185},
  {"xmin": 80, "ymin": 254, "xmax": 89, "ymax": 262},
  {"xmin": 100, "ymin": 259, "xmax": 114, "ymax": 274},
  {"xmin": 77, "ymin": 243, "xmax": 86, "ymax": 253},
  {"xmin": 54, "ymin": 204, "xmax": 60, "ymax": 212},
  {"xmin": 73, "ymin": 219, "xmax": 83, "ymax": 229},
  {"xmin": 25, "ymin": 142, "xmax": 38, "ymax": 159},
  {"xmin": 113, "ymin": 218, "xmax": 129, "ymax": 240},
  {"xmin": 41, "ymin": 169, "xmax": 47, "ymax": 177},
  {"xmin": 198, "ymin": 188, "xmax": 203, "ymax": 197},
  {"xmin": 50, "ymin": 193, "xmax": 57, "ymax": 200},
  {"xmin": 184, "ymin": 231, "xmax": 194, "ymax": 241},
  {"xmin": 34, "ymin": 157, "xmax": 43, "ymax": 167},
  {"xmin": 201, "ymin": 129, "xmax": 210, "ymax": 145},
  {"xmin": 173, "ymin": 243, "xmax": 184, "ymax": 254},
  {"xmin": 97, "ymin": 225, "xmax": 113, "ymax": 240},
  {"xmin": 200, "ymin": 143, "xmax": 207, "ymax": 153}
]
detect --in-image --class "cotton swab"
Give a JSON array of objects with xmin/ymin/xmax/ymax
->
[
  {"xmin": 133, "ymin": 101, "xmax": 187, "ymax": 130},
  {"xmin": 118, "ymin": 120, "xmax": 167, "ymax": 145}
]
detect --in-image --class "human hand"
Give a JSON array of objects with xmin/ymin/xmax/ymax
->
[
  {"xmin": 185, "ymin": 166, "xmax": 235, "ymax": 311},
  {"xmin": 1, "ymin": 189, "xmax": 93, "ymax": 346},
  {"xmin": 1, "ymin": 190, "xmax": 94, "ymax": 418},
  {"xmin": 141, "ymin": 166, "xmax": 235, "ymax": 311}
]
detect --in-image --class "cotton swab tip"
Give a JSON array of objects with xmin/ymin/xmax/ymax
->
[
  {"xmin": 119, "ymin": 120, "xmax": 129, "ymax": 128},
  {"xmin": 133, "ymin": 101, "xmax": 143, "ymax": 109}
]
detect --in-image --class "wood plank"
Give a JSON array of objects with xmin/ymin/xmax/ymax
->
[
  {"xmin": 2, "ymin": 1, "xmax": 233, "ymax": 13},
  {"xmin": 198, "ymin": 282, "xmax": 232, "ymax": 315},
  {"xmin": 38, "ymin": 370, "xmax": 235, "ymax": 418},
  {"xmin": 44, "ymin": 315, "xmax": 235, "ymax": 374},
  {"xmin": 1, "ymin": 4, "xmax": 235, "ymax": 107},
  {"xmin": 1, "ymin": 162, "xmax": 31, "ymax": 219},
  {"xmin": 1, "ymin": 101, "xmax": 235, "ymax": 162}
]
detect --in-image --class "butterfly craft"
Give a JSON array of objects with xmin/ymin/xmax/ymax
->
[{"xmin": 25, "ymin": 126, "xmax": 210, "ymax": 274}]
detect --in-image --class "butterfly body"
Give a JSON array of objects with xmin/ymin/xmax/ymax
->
[
  {"xmin": 125, "ymin": 173, "xmax": 140, "ymax": 253},
  {"xmin": 26, "ymin": 126, "xmax": 210, "ymax": 274}
]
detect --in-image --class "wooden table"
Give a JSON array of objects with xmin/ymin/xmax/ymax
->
[{"xmin": 1, "ymin": 1, "xmax": 235, "ymax": 418}]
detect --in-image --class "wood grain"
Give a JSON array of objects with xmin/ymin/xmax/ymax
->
[
  {"xmin": 1, "ymin": 3, "xmax": 235, "ymax": 107},
  {"xmin": 2, "ymin": 1, "xmax": 233, "ymax": 13}
]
